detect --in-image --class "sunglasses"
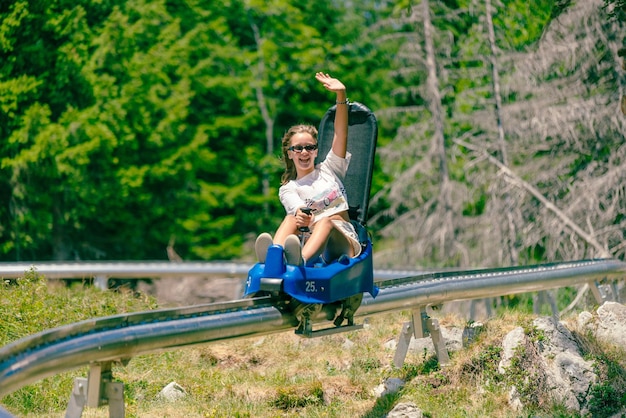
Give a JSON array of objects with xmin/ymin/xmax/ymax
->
[{"xmin": 288, "ymin": 144, "xmax": 318, "ymax": 153}]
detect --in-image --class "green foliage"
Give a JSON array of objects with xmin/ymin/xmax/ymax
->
[
  {"xmin": 494, "ymin": 0, "xmax": 554, "ymax": 49},
  {"xmin": 582, "ymin": 342, "xmax": 626, "ymax": 418},
  {"xmin": 2, "ymin": 0, "xmax": 621, "ymax": 268},
  {"xmin": 271, "ymin": 380, "xmax": 324, "ymax": 409},
  {"xmin": 0, "ymin": 271, "xmax": 157, "ymax": 415},
  {"xmin": 0, "ymin": 269, "xmax": 157, "ymax": 347},
  {"xmin": 0, "ymin": 0, "xmax": 399, "ymax": 261},
  {"xmin": 350, "ymin": 356, "xmax": 382, "ymax": 373},
  {"xmin": 461, "ymin": 344, "xmax": 503, "ymax": 382},
  {"xmin": 401, "ymin": 354, "xmax": 441, "ymax": 380},
  {"xmin": 604, "ymin": 0, "xmax": 626, "ymax": 20},
  {"xmin": 588, "ymin": 383, "xmax": 626, "ymax": 417}
]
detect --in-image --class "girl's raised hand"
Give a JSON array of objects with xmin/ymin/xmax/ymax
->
[{"xmin": 315, "ymin": 72, "xmax": 345, "ymax": 93}]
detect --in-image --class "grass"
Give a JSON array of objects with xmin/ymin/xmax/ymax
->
[{"xmin": 1, "ymin": 272, "xmax": 625, "ymax": 417}]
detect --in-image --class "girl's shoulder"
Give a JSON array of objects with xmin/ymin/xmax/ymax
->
[{"xmin": 279, "ymin": 180, "xmax": 297, "ymax": 192}]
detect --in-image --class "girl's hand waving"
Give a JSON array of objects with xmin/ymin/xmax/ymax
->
[{"xmin": 315, "ymin": 72, "xmax": 346, "ymax": 93}]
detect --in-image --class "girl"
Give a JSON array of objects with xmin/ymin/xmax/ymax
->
[{"xmin": 255, "ymin": 72, "xmax": 360, "ymax": 266}]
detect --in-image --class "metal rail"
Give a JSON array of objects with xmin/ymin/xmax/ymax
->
[
  {"xmin": 0, "ymin": 258, "xmax": 624, "ymax": 407},
  {"xmin": 359, "ymin": 258, "xmax": 626, "ymax": 315},
  {"xmin": 0, "ymin": 261, "xmax": 425, "ymax": 289},
  {"xmin": 0, "ymin": 261, "xmax": 252, "ymax": 279},
  {"xmin": 0, "ymin": 297, "xmax": 289, "ymax": 397}
]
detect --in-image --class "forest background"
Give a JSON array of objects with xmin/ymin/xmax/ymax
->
[{"xmin": 1, "ymin": 0, "xmax": 624, "ymax": 270}]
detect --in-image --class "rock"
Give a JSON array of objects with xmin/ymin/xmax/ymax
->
[
  {"xmin": 373, "ymin": 378, "xmax": 405, "ymax": 397},
  {"xmin": 534, "ymin": 317, "xmax": 596, "ymax": 414},
  {"xmin": 384, "ymin": 338, "xmax": 397, "ymax": 350},
  {"xmin": 461, "ymin": 322, "xmax": 484, "ymax": 346},
  {"xmin": 498, "ymin": 326, "xmax": 524, "ymax": 374},
  {"xmin": 576, "ymin": 302, "xmax": 626, "ymax": 350},
  {"xmin": 386, "ymin": 401, "xmax": 424, "ymax": 418},
  {"xmin": 534, "ymin": 317, "xmax": 583, "ymax": 356},
  {"xmin": 595, "ymin": 302, "xmax": 626, "ymax": 349},
  {"xmin": 378, "ymin": 303, "xmax": 626, "ymax": 417},
  {"xmin": 442, "ymin": 326, "xmax": 464, "ymax": 352},
  {"xmin": 157, "ymin": 381, "xmax": 187, "ymax": 402},
  {"xmin": 498, "ymin": 316, "xmax": 598, "ymax": 415},
  {"xmin": 385, "ymin": 326, "xmax": 466, "ymax": 357},
  {"xmin": 342, "ymin": 338, "xmax": 355, "ymax": 350},
  {"xmin": 507, "ymin": 386, "xmax": 523, "ymax": 411},
  {"xmin": 577, "ymin": 310, "xmax": 594, "ymax": 330}
]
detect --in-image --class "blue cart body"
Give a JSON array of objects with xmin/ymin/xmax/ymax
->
[{"xmin": 244, "ymin": 240, "xmax": 378, "ymax": 304}]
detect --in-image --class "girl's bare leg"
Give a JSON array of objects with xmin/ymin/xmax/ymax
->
[
  {"xmin": 324, "ymin": 228, "xmax": 355, "ymax": 261},
  {"xmin": 273, "ymin": 215, "xmax": 298, "ymax": 245},
  {"xmin": 301, "ymin": 217, "xmax": 354, "ymax": 263}
]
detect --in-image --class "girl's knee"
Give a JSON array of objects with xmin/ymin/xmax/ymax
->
[{"xmin": 315, "ymin": 217, "xmax": 333, "ymax": 230}]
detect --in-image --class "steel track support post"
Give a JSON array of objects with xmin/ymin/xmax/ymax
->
[
  {"xmin": 412, "ymin": 308, "xmax": 427, "ymax": 339},
  {"xmin": 392, "ymin": 321, "xmax": 412, "ymax": 369},
  {"xmin": 611, "ymin": 281, "xmax": 621, "ymax": 303},
  {"xmin": 593, "ymin": 279, "xmax": 621, "ymax": 303},
  {"xmin": 65, "ymin": 377, "xmax": 88, "ymax": 418},
  {"xmin": 105, "ymin": 382, "xmax": 125, "ymax": 418},
  {"xmin": 87, "ymin": 362, "xmax": 109, "ymax": 407},
  {"xmin": 426, "ymin": 314, "xmax": 450, "ymax": 366},
  {"xmin": 393, "ymin": 308, "xmax": 428, "ymax": 368},
  {"xmin": 66, "ymin": 362, "xmax": 125, "ymax": 417},
  {"xmin": 94, "ymin": 275, "xmax": 109, "ymax": 290},
  {"xmin": 85, "ymin": 362, "xmax": 125, "ymax": 417},
  {"xmin": 392, "ymin": 307, "xmax": 450, "ymax": 368},
  {"xmin": 588, "ymin": 280, "xmax": 606, "ymax": 305}
]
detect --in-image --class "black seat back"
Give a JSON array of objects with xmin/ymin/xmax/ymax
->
[{"xmin": 316, "ymin": 102, "xmax": 378, "ymax": 226}]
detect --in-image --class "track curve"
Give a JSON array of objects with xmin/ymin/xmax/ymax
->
[{"xmin": 1, "ymin": 258, "xmax": 624, "ymax": 398}]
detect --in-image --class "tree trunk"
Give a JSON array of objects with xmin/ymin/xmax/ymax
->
[
  {"xmin": 248, "ymin": 13, "xmax": 274, "ymax": 217},
  {"xmin": 421, "ymin": 0, "xmax": 455, "ymax": 253},
  {"xmin": 485, "ymin": 0, "xmax": 518, "ymax": 265}
]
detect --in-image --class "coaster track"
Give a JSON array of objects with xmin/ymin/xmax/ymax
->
[{"xmin": 1, "ymin": 258, "xmax": 624, "ymax": 399}]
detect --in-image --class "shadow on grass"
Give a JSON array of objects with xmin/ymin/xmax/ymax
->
[
  {"xmin": 361, "ymin": 391, "xmax": 403, "ymax": 418},
  {"xmin": 360, "ymin": 354, "xmax": 440, "ymax": 417}
]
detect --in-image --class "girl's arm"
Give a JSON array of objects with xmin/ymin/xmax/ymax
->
[{"xmin": 315, "ymin": 72, "xmax": 348, "ymax": 158}]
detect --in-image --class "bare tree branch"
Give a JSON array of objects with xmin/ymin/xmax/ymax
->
[{"xmin": 455, "ymin": 138, "xmax": 611, "ymax": 258}]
